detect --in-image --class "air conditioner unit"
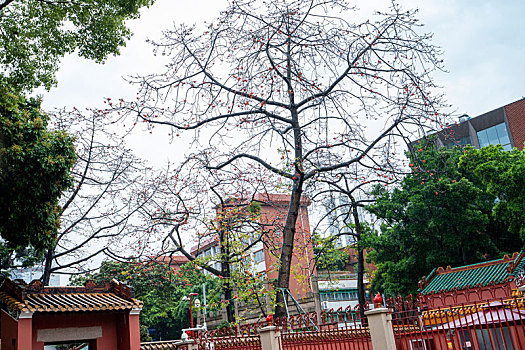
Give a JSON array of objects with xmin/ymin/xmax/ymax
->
[{"xmin": 321, "ymin": 301, "xmax": 329, "ymax": 309}]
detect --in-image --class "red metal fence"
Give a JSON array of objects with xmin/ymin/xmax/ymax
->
[
  {"xmin": 276, "ymin": 307, "xmax": 372, "ymax": 350},
  {"xmin": 195, "ymin": 322, "xmax": 263, "ymax": 350},
  {"xmin": 193, "ymin": 306, "xmax": 372, "ymax": 350},
  {"xmin": 389, "ymin": 295, "xmax": 525, "ymax": 350},
  {"xmin": 190, "ymin": 293, "xmax": 525, "ymax": 350}
]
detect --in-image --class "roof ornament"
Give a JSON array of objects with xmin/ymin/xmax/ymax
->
[{"xmin": 373, "ymin": 293, "xmax": 383, "ymax": 308}]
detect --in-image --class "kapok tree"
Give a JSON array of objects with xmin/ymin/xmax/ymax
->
[
  {"xmin": 121, "ymin": 0, "xmax": 446, "ymax": 317},
  {"xmin": 40, "ymin": 108, "xmax": 159, "ymax": 285}
]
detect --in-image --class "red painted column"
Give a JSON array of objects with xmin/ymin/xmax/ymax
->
[
  {"xmin": 18, "ymin": 311, "xmax": 33, "ymax": 349},
  {"xmin": 128, "ymin": 308, "xmax": 141, "ymax": 350}
]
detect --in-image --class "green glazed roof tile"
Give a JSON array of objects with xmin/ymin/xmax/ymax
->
[{"xmin": 420, "ymin": 256, "xmax": 518, "ymax": 295}]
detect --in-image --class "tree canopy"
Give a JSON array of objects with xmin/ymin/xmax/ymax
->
[
  {"xmin": 40, "ymin": 109, "xmax": 160, "ymax": 285},
  {"xmin": 366, "ymin": 140, "xmax": 507, "ymax": 296},
  {"xmin": 117, "ymin": 0, "xmax": 445, "ymax": 317},
  {"xmin": 459, "ymin": 144, "xmax": 525, "ymax": 247},
  {"xmin": 0, "ymin": 0, "xmax": 154, "ymax": 92},
  {"xmin": 0, "ymin": 86, "xmax": 76, "ymax": 257}
]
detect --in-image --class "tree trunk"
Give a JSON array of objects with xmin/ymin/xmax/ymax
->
[
  {"xmin": 461, "ymin": 245, "xmax": 467, "ymax": 265},
  {"xmin": 274, "ymin": 180, "xmax": 303, "ymax": 318},
  {"xmin": 223, "ymin": 278, "xmax": 235, "ymax": 323},
  {"xmin": 220, "ymin": 226, "xmax": 235, "ymax": 323},
  {"xmin": 274, "ymin": 39, "xmax": 305, "ymax": 317},
  {"xmin": 42, "ymin": 246, "xmax": 54, "ymax": 286},
  {"xmin": 351, "ymin": 199, "xmax": 366, "ymax": 321}
]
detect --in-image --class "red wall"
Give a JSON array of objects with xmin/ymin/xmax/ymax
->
[
  {"xmin": 420, "ymin": 281, "xmax": 515, "ymax": 309},
  {"xmin": 30, "ymin": 311, "xmax": 129, "ymax": 350},
  {"xmin": 128, "ymin": 312, "xmax": 141, "ymax": 350},
  {"xmin": 260, "ymin": 199, "xmax": 316, "ymax": 298},
  {"xmin": 1, "ymin": 310, "xmax": 19, "ymax": 350}
]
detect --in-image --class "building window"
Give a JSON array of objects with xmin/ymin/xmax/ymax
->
[
  {"xmin": 254, "ymin": 250, "xmax": 265, "ymax": 263},
  {"xmin": 475, "ymin": 326, "xmax": 514, "ymax": 350},
  {"xmin": 320, "ymin": 289, "xmax": 359, "ymax": 302},
  {"xmin": 477, "ymin": 123, "xmax": 511, "ymax": 150}
]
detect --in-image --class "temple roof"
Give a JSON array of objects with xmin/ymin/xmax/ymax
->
[
  {"xmin": 0, "ymin": 277, "xmax": 142, "ymax": 313},
  {"xmin": 419, "ymin": 252, "xmax": 524, "ymax": 295}
]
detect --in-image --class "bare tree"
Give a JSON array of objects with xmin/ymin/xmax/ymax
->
[
  {"xmin": 142, "ymin": 158, "xmax": 280, "ymax": 322},
  {"xmin": 119, "ymin": 0, "xmax": 446, "ymax": 317},
  {"xmin": 309, "ymin": 150, "xmax": 406, "ymax": 313},
  {"xmin": 41, "ymin": 109, "xmax": 158, "ymax": 285}
]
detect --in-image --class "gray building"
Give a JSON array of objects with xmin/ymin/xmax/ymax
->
[{"xmin": 422, "ymin": 97, "xmax": 525, "ymax": 151}]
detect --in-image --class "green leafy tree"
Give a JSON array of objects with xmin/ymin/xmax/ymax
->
[
  {"xmin": 0, "ymin": 0, "xmax": 154, "ymax": 92},
  {"xmin": 0, "ymin": 87, "xmax": 76, "ymax": 264},
  {"xmin": 459, "ymin": 145, "xmax": 525, "ymax": 247},
  {"xmin": 72, "ymin": 260, "xmax": 222, "ymax": 341},
  {"xmin": 366, "ymin": 140, "xmax": 503, "ymax": 296},
  {"xmin": 313, "ymin": 233, "xmax": 350, "ymax": 271}
]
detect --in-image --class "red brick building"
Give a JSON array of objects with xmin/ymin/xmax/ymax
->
[
  {"xmin": 190, "ymin": 193, "xmax": 316, "ymax": 298},
  {"xmin": 154, "ymin": 255, "xmax": 190, "ymax": 273},
  {"xmin": 505, "ymin": 98, "xmax": 525, "ymax": 149},
  {"xmin": 255, "ymin": 193, "xmax": 316, "ymax": 298}
]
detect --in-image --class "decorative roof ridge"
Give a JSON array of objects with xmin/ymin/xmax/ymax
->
[
  {"xmin": 418, "ymin": 268, "xmax": 437, "ymax": 291},
  {"xmin": 435, "ymin": 255, "xmax": 515, "ymax": 275},
  {"xmin": 418, "ymin": 253, "xmax": 520, "ymax": 292},
  {"xmin": 141, "ymin": 341, "xmax": 183, "ymax": 350},
  {"xmin": 508, "ymin": 251, "xmax": 524, "ymax": 274},
  {"xmin": 0, "ymin": 277, "xmax": 135, "ymax": 302}
]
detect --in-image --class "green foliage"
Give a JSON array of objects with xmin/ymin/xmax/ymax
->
[
  {"xmin": 459, "ymin": 145, "xmax": 525, "ymax": 247},
  {"xmin": 313, "ymin": 233, "xmax": 350, "ymax": 271},
  {"xmin": 366, "ymin": 139, "xmax": 505, "ymax": 296},
  {"xmin": 72, "ymin": 260, "xmax": 222, "ymax": 341},
  {"xmin": 140, "ymin": 324, "xmax": 152, "ymax": 342},
  {"xmin": 247, "ymin": 201, "xmax": 261, "ymax": 215},
  {"xmin": 0, "ymin": 86, "xmax": 76, "ymax": 252},
  {"xmin": 0, "ymin": 0, "xmax": 154, "ymax": 92}
]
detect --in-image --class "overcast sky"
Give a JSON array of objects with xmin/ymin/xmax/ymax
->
[{"xmin": 39, "ymin": 0, "xmax": 525, "ymax": 165}]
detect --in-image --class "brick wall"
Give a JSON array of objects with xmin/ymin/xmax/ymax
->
[
  {"xmin": 505, "ymin": 98, "xmax": 525, "ymax": 150},
  {"xmin": 257, "ymin": 194, "xmax": 316, "ymax": 299}
]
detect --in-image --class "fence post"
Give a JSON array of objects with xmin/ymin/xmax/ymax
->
[
  {"xmin": 259, "ymin": 326, "xmax": 281, "ymax": 350},
  {"xmin": 364, "ymin": 308, "xmax": 396, "ymax": 350}
]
